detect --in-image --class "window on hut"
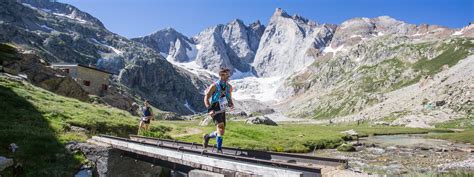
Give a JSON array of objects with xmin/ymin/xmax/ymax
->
[{"xmin": 83, "ymin": 80, "xmax": 91, "ymax": 86}]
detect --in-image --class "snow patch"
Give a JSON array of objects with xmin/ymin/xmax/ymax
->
[
  {"xmin": 195, "ymin": 44, "xmax": 202, "ymax": 50},
  {"xmin": 53, "ymin": 12, "xmax": 87, "ymax": 23},
  {"xmin": 184, "ymin": 100, "xmax": 196, "ymax": 113},
  {"xmin": 452, "ymin": 31, "xmax": 463, "ymax": 36},
  {"xmin": 41, "ymin": 8, "xmax": 52, "ymax": 13},
  {"xmin": 107, "ymin": 45, "xmax": 123, "ymax": 55},
  {"xmin": 231, "ymin": 76, "xmax": 283, "ymax": 102},
  {"xmin": 322, "ymin": 45, "xmax": 344, "ymax": 54},
  {"xmin": 40, "ymin": 24, "xmax": 54, "ymax": 31},
  {"xmin": 231, "ymin": 68, "xmax": 254, "ymax": 80},
  {"xmin": 21, "ymin": 3, "xmax": 38, "ymax": 10},
  {"xmin": 167, "ymin": 58, "xmax": 218, "ymax": 77},
  {"xmin": 99, "ymin": 44, "xmax": 123, "ymax": 55},
  {"xmin": 412, "ymin": 33, "xmax": 424, "ymax": 37}
]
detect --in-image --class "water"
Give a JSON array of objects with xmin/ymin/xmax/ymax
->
[
  {"xmin": 74, "ymin": 169, "xmax": 92, "ymax": 177},
  {"xmin": 307, "ymin": 134, "xmax": 473, "ymax": 175},
  {"xmin": 359, "ymin": 134, "xmax": 471, "ymax": 148}
]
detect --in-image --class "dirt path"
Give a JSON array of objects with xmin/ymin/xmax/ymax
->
[{"xmin": 171, "ymin": 127, "xmax": 203, "ymax": 138}]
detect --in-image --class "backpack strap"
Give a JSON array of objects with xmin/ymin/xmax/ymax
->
[{"xmin": 211, "ymin": 80, "xmax": 231, "ymax": 104}]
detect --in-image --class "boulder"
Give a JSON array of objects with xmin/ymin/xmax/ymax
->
[
  {"xmin": 160, "ymin": 112, "xmax": 184, "ymax": 120},
  {"xmin": 245, "ymin": 116, "xmax": 278, "ymax": 126},
  {"xmin": 249, "ymin": 108, "xmax": 275, "ymax": 117},
  {"xmin": 0, "ymin": 156, "xmax": 14, "ymax": 172},
  {"xmin": 340, "ymin": 129, "xmax": 359, "ymax": 136},
  {"xmin": 337, "ymin": 144, "xmax": 356, "ymax": 152}
]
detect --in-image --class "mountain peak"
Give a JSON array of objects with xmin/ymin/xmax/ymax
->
[
  {"xmin": 273, "ymin": 8, "xmax": 290, "ymax": 18},
  {"xmin": 252, "ymin": 20, "xmax": 262, "ymax": 25},
  {"xmin": 163, "ymin": 27, "xmax": 177, "ymax": 31},
  {"xmin": 229, "ymin": 19, "xmax": 246, "ymax": 27}
]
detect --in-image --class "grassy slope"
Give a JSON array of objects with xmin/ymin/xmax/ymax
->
[{"xmin": 0, "ymin": 75, "xmax": 169, "ymax": 176}]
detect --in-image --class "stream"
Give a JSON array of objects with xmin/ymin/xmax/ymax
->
[{"xmin": 311, "ymin": 133, "xmax": 473, "ymax": 175}]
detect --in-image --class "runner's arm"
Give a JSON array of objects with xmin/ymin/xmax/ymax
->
[{"xmin": 204, "ymin": 84, "xmax": 216, "ymax": 110}]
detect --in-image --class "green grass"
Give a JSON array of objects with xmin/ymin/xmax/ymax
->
[
  {"xmin": 0, "ymin": 75, "xmax": 170, "ymax": 176},
  {"xmin": 427, "ymin": 117, "xmax": 474, "ymax": 144},
  {"xmin": 156, "ymin": 120, "xmax": 436, "ymax": 153},
  {"xmin": 428, "ymin": 130, "xmax": 474, "ymax": 144},
  {"xmin": 413, "ymin": 39, "xmax": 471, "ymax": 76}
]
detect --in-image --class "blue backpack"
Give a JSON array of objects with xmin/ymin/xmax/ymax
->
[{"xmin": 209, "ymin": 80, "xmax": 231, "ymax": 104}]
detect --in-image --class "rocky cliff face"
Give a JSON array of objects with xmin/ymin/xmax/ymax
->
[
  {"xmin": 192, "ymin": 19, "xmax": 265, "ymax": 73},
  {"xmin": 131, "ymin": 28, "xmax": 194, "ymax": 62},
  {"xmin": 0, "ymin": 0, "xmax": 205, "ymax": 114},
  {"xmin": 252, "ymin": 8, "xmax": 336, "ymax": 77},
  {"xmin": 119, "ymin": 58, "xmax": 205, "ymax": 114},
  {"xmin": 136, "ymin": 19, "xmax": 265, "ymax": 74}
]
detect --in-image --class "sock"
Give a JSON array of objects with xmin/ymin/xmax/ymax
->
[
  {"xmin": 208, "ymin": 131, "xmax": 217, "ymax": 138},
  {"xmin": 216, "ymin": 136, "xmax": 223, "ymax": 150}
]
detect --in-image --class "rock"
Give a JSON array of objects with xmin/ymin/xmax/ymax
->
[
  {"xmin": 160, "ymin": 112, "xmax": 184, "ymax": 120},
  {"xmin": 435, "ymin": 100, "xmax": 446, "ymax": 107},
  {"xmin": 367, "ymin": 147, "xmax": 385, "ymax": 154},
  {"xmin": 337, "ymin": 144, "xmax": 356, "ymax": 152},
  {"xmin": 119, "ymin": 59, "xmax": 206, "ymax": 115},
  {"xmin": 253, "ymin": 8, "xmax": 336, "ymax": 77},
  {"xmin": 70, "ymin": 126, "xmax": 90, "ymax": 134},
  {"xmin": 0, "ymin": 156, "xmax": 14, "ymax": 172},
  {"xmin": 340, "ymin": 129, "xmax": 358, "ymax": 136},
  {"xmin": 386, "ymin": 146, "xmax": 398, "ymax": 151},
  {"xmin": 231, "ymin": 111, "xmax": 248, "ymax": 117},
  {"xmin": 372, "ymin": 121, "xmax": 390, "ymax": 126},
  {"xmin": 192, "ymin": 19, "xmax": 264, "ymax": 73},
  {"xmin": 249, "ymin": 108, "xmax": 275, "ymax": 116},
  {"xmin": 199, "ymin": 117, "xmax": 212, "ymax": 126},
  {"xmin": 419, "ymin": 147, "xmax": 430, "ymax": 151},
  {"xmin": 66, "ymin": 141, "xmax": 110, "ymax": 177},
  {"xmin": 131, "ymin": 28, "xmax": 194, "ymax": 62},
  {"xmin": 355, "ymin": 146, "xmax": 365, "ymax": 152},
  {"xmin": 245, "ymin": 116, "xmax": 278, "ymax": 126},
  {"xmin": 9, "ymin": 143, "xmax": 18, "ymax": 153}
]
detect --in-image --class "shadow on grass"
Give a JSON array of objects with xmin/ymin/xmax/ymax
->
[{"xmin": 0, "ymin": 85, "xmax": 81, "ymax": 177}]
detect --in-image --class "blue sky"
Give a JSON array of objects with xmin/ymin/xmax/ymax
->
[{"xmin": 59, "ymin": 0, "xmax": 473, "ymax": 38}]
